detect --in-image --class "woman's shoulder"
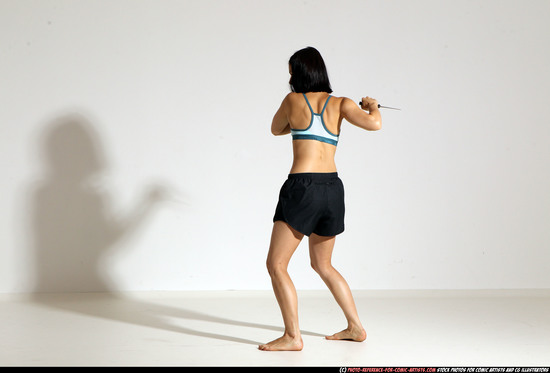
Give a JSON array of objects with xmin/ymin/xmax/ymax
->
[
  {"xmin": 280, "ymin": 92, "xmax": 306, "ymax": 109},
  {"xmin": 328, "ymin": 94, "xmax": 350, "ymax": 102},
  {"xmin": 284, "ymin": 92, "xmax": 303, "ymax": 101},
  {"xmin": 327, "ymin": 95, "xmax": 351, "ymax": 109},
  {"xmin": 330, "ymin": 95, "xmax": 357, "ymax": 110}
]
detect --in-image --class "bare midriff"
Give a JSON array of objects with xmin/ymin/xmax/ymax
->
[{"xmin": 289, "ymin": 139, "xmax": 337, "ymax": 174}]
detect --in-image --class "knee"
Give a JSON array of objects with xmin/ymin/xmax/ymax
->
[
  {"xmin": 310, "ymin": 260, "xmax": 334, "ymax": 278},
  {"xmin": 266, "ymin": 259, "xmax": 287, "ymax": 279}
]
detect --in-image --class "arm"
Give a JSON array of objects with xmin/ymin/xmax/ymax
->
[
  {"xmin": 271, "ymin": 95, "xmax": 291, "ymax": 135},
  {"xmin": 341, "ymin": 97, "xmax": 382, "ymax": 131}
]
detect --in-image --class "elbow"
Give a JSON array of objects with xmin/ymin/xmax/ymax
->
[
  {"xmin": 363, "ymin": 120, "xmax": 381, "ymax": 131},
  {"xmin": 272, "ymin": 123, "xmax": 290, "ymax": 136}
]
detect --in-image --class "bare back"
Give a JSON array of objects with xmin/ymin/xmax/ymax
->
[
  {"xmin": 285, "ymin": 92, "xmax": 344, "ymax": 173},
  {"xmin": 271, "ymin": 91, "xmax": 381, "ymax": 173}
]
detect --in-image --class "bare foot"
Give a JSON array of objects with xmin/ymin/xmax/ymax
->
[
  {"xmin": 258, "ymin": 334, "xmax": 303, "ymax": 351},
  {"xmin": 325, "ymin": 327, "xmax": 366, "ymax": 342}
]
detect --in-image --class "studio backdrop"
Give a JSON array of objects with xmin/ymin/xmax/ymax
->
[{"xmin": 1, "ymin": 0, "xmax": 549, "ymax": 293}]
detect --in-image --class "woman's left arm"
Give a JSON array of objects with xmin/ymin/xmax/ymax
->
[{"xmin": 271, "ymin": 95, "xmax": 291, "ymax": 135}]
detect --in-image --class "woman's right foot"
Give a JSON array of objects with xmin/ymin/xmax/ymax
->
[{"xmin": 325, "ymin": 326, "xmax": 366, "ymax": 342}]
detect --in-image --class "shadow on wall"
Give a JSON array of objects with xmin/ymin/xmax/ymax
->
[
  {"xmin": 28, "ymin": 113, "xmax": 322, "ymax": 345},
  {"xmin": 30, "ymin": 113, "xmax": 166, "ymax": 293}
]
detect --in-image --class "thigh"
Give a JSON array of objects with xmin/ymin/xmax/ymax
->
[
  {"xmin": 267, "ymin": 221, "xmax": 304, "ymax": 268},
  {"xmin": 309, "ymin": 233, "xmax": 336, "ymax": 268}
]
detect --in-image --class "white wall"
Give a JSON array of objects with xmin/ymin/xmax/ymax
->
[{"xmin": 1, "ymin": 0, "xmax": 549, "ymax": 293}]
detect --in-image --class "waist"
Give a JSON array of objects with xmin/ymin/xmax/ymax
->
[
  {"xmin": 290, "ymin": 140, "xmax": 337, "ymax": 174},
  {"xmin": 288, "ymin": 172, "xmax": 339, "ymax": 181}
]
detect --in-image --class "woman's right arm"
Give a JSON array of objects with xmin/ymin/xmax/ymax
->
[
  {"xmin": 341, "ymin": 97, "xmax": 382, "ymax": 131},
  {"xmin": 271, "ymin": 94, "xmax": 291, "ymax": 136}
]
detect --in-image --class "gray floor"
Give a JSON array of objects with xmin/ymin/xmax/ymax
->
[{"xmin": 1, "ymin": 289, "xmax": 549, "ymax": 366}]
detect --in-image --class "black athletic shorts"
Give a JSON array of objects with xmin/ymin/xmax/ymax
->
[{"xmin": 273, "ymin": 172, "xmax": 345, "ymax": 237}]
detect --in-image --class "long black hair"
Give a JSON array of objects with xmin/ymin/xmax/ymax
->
[{"xmin": 288, "ymin": 47, "xmax": 333, "ymax": 94}]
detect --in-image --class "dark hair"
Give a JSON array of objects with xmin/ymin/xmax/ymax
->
[{"xmin": 288, "ymin": 47, "xmax": 333, "ymax": 93}]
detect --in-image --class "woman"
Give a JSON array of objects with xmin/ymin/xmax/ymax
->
[{"xmin": 259, "ymin": 47, "xmax": 382, "ymax": 351}]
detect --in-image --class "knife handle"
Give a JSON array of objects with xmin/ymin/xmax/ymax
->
[{"xmin": 358, "ymin": 101, "xmax": 381, "ymax": 109}]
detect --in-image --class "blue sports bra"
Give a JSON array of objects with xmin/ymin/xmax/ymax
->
[{"xmin": 291, "ymin": 93, "xmax": 339, "ymax": 146}]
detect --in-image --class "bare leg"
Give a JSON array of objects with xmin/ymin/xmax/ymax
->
[
  {"xmin": 259, "ymin": 221, "xmax": 304, "ymax": 351},
  {"xmin": 309, "ymin": 234, "xmax": 366, "ymax": 342}
]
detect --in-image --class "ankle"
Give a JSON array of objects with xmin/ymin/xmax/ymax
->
[
  {"xmin": 347, "ymin": 322, "xmax": 365, "ymax": 333},
  {"xmin": 284, "ymin": 330, "xmax": 302, "ymax": 339}
]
